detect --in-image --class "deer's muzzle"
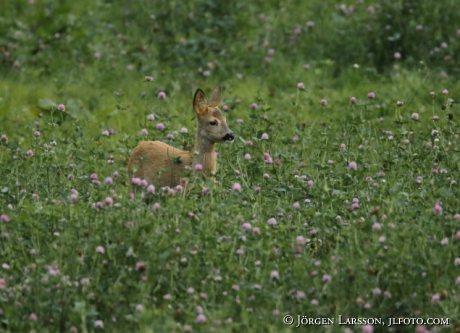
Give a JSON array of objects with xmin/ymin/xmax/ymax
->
[{"xmin": 223, "ymin": 133, "xmax": 235, "ymax": 142}]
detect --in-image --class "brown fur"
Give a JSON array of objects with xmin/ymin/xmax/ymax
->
[{"xmin": 127, "ymin": 84, "xmax": 233, "ymax": 188}]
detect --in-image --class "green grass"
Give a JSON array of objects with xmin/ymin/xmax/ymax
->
[{"xmin": 1, "ymin": 1, "xmax": 460, "ymax": 332}]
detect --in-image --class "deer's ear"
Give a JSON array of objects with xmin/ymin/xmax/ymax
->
[
  {"xmin": 193, "ymin": 89, "xmax": 208, "ymax": 115},
  {"xmin": 208, "ymin": 84, "xmax": 221, "ymax": 108}
]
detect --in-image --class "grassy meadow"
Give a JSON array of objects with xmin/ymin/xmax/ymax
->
[{"xmin": 1, "ymin": 0, "xmax": 460, "ymax": 332}]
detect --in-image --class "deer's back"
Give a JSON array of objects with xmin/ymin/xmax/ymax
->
[{"xmin": 128, "ymin": 141, "xmax": 192, "ymax": 187}]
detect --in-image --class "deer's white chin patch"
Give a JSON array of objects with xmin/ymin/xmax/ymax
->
[{"xmin": 223, "ymin": 139, "xmax": 234, "ymax": 144}]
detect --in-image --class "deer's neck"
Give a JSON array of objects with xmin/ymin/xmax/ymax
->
[{"xmin": 194, "ymin": 134, "xmax": 216, "ymax": 174}]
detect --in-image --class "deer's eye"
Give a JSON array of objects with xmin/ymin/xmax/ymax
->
[{"xmin": 209, "ymin": 120, "xmax": 218, "ymax": 126}]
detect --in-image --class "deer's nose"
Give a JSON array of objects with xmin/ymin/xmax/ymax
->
[{"xmin": 223, "ymin": 133, "xmax": 235, "ymax": 142}]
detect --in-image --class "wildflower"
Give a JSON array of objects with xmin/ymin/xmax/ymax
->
[
  {"xmin": 158, "ymin": 92, "xmax": 166, "ymax": 99},
  {"xmin": 94, "ymin": 320, "xmax": 104, "ymax": 328},
  {"xmin": 135, "ymin": 262, "xmax": 146, "ymax": 271},
  {"xmin": 348, "ymin": 161, "xmax": 357, "ymax": 170},
  {"xmin": 196, "ymin": 314, "xmax": 206, "ymax": 323},
  {"xmin": 296, "ymin": 236, "xmax": 305, "ymax": 244},
  {"xmin": 320, "ymin": 99, "xmax": 327, "ymax": 105},
  {"xmin": 29, "ymin": 313, "xmax": 37, "ymax": 321},
  {"xmin": 261, "ymin": 133, "xmax": 269, "ymax": 140},
  {"xmin": 296, "ymin": 290, "xmax": 306, "ymax": 300},
  {"xmin": 394, "ymin": 52, "xmax": 401, "ymax": 59},
  {"xmin": 322, "ymin": 274, "xmax": 332, "ymax": 282},
  {"xmin": 27, "ymin": 150, "xmax": 34, "ymax": 156},
  {"xmin": 251, "ymin": 103, "xmax": 258, "ymax": 109},
  {"xmin": 105, "ymin": 197, "xmax": 113, "ymax": 206},
  {"xmin": 270, "ymin": 270, "xmax": 279, "ymax": 280},
  {"xmin": 180, "ymin": 127, "xmax": 188, "ymax": 133},
  {"xmin": 140, "ymin": 129, "xmax": 148, "ymax": 136},
  {"xmin": 442, "ymin": 89, "xmax": 448, "ymax": 95},
  {"xmin": 147, "ymin": 185, "xmax": 155, "ymax": 193},
  {"xmin": 222, "ymin": 105, "xmax": 228, "ymax": 111},
  {"xmin": 145, "ymin": 76, "xmax": 153, "ymax": 82},
  {"xmin": 367, "ymin": 92, "xmax": 375, "ymax": 99},
  {"xmin": 267, "ymin": 218, "xmax": 277, "ymax": 225},
  {"xmin": 372, "ymin": 223, "xmax": 381, "ymax": 231},
  {"xmin": 372, "ymin": 288, "xmax": 382, "ymax": 296},
  {"xmin": 70, "ymin": 193, "xmax": 78, "ymax": 203},
  {"xmin": 0, "ymin": 214, "xmax": 10, "ymax": 223},
  {"xmin": 297, "ymin": 82, "xmax": 305, "ymax": 90},
  {"xmin": 244, "ymin": 154, "xmax": 251, "ymax": 160},
  {"xmin": 350, "ymin": 97, "xmax": 357, "ymax": 104},
  {"xmin": 147, "ymin": 114, "xmax": 155, "ymax": 121},
  {"xmin": 194, "ymin": 164, "xmax": 203, "ymax": 171},
  {"xmin": 102, "ymin": 130, "xmax": 109, "ymax": 136},
  {"xmin": 58, "ymin": 104, "xmax": 65, "ymax": 111},
  {"xmin": 292, "ymin": 202, "xmax": 300, "ymax": 209},
  {"xmin": 242, "ymin": 223, "xmax": 252, "ymax": 230},
  {"xmin": 96, "ymin": 246, "xmax": 105, "ymax": 254},
  {"xmin": 263, "ymin": 152, "xmax": 273, "ymax": 163},
  {"xmin": 433, "ymin": 203, "xmax": 443, "ymax": 215},
  {"xmin": 363, "ymin": 325, "xmax": 374, "ymax": 333},
  {"xmin": 104, "ymin": 177, "xmax": 113, "ymax": 184},
  {"xmin": 232, "ymin": 183, "xmax": 242, "ymax": 192},
  {"xmin": 156, "ymin": 123, "xmax": 165, "ymax": 130}
]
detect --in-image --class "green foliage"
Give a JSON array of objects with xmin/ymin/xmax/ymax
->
[
  {"xmin": 1, "ymin": 0, "xmax": 459, "ymax": 78},
  {"xmin": 0, "ymin": 1, "xmax": 460, "ymax": 332}
]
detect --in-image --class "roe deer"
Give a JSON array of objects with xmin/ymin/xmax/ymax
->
[{"xmin": 127, "ymin": 84, "xmax": 234, "ymax": 188}]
